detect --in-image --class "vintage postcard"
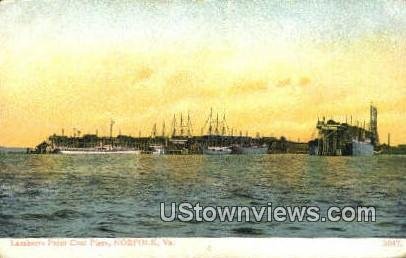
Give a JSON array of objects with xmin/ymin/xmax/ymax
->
[{"xmin": 0, "ymin": 0, "xmax": 405, "ymax": 257}]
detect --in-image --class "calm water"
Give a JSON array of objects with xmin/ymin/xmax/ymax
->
[{"xmin": 0, "ymin": 154, "xmax": 405, "ymax": 237}]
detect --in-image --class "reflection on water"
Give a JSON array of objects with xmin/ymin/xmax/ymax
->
[{"xmin": 0, "ymin": 154, "xmax": 405, "ymax": 237}]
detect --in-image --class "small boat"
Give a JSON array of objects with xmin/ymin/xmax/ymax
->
[
  {"xmin": 150, "ymin": 145, "xmax": 165, "ymax": 155},
  {"xmin": 203, "ymin": 146, "xmax": 232, "ymax": 155}
]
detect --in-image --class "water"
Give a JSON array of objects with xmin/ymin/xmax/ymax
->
[{"xmin": 0, "ymin": 154, "xmax": 405, "ymax": 237}]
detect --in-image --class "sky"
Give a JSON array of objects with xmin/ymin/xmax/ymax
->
[{"xmin": 0, "ymin": 0, "xmax": 405, "ymax": 147}]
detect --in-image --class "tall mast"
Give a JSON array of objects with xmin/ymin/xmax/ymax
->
[
  {"xmin": 208, "ymin": 108, "xmax": 213, "ymax": 136},
  {"xmin": 161, "ymin": 120, "xmax": 166, "ymax": 137},
  {"xmin": 215, "ymin": 113, "xmax": 219, "ymax": 135},
  {"xmin": 152, "ymin": 123, "xmax": 157, "ymax": 138},
  {"xmin": 171, "ymin": 114, "xmax": 176, "ymax": 137},
  {"xmin": 180, "ymin": 113, "xmax": 184, "ymax": 136},
  {"xmin": 221, "ymin": 113, "xmax": 228, "ymax": 136},
  {"xmin": 187, "ymin": 112, "xmax": 192, "ymax": 137}
]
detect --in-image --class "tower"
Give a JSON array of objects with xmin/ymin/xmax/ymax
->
[{"xmin": 369, "ymin": 105, "xmax": 379, "ymax": 146}]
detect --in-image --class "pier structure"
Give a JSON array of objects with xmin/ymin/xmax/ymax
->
[
  {"xmin": 309, "ymin": 105, "xmax": 379, "ymax": 156},
  {"xmin": 33, "ymin": 108, "xmax": 310, "ymax": 154},
  {"xmin": 41, "ymin": 133, "xmax": 306, "ymax": 155}
]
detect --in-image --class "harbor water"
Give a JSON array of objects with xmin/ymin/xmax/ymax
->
[{"xmin": 0, "ymin": 154, "xmax": 405, "ymax": 237}]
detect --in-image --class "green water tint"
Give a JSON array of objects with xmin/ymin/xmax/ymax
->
[{"xmin": 0, "ymin": 154, "xmax": 405, "ymax": 237}]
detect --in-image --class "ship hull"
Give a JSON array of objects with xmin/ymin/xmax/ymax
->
[
  {"xmin": 308, "ymin": 140, "xmax": 373, "ymax": 156},
  {"xmin": 59, "ymin": 149, "xmax": 141, "ymax": 155},
  {"xmin": 234, "ymin": 146, "xmax": 268, "ymax": 154},
  {"xmin": 203, "ymin": 147, "xmax": 232, "ymax": 155},
  {"xmin": 350, "ymin": 140, "xmax": 374, "ymax": 156}
]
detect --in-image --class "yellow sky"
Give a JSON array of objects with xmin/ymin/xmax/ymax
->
[{"xmin": 0, "ymin": 1, "xmax": 405, "ymax": 147}]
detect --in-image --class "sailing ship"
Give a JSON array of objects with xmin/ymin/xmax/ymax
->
[{"xmin": 201, "ymin": 109, "xmax": 233, "ymax": 155}]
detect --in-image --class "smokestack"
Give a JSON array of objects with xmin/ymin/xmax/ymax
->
[{"xmin": 110, "ymin": 120, "xmax": 115, "ymax": 139}]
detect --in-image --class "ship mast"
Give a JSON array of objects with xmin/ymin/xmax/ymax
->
[
  {"xmin": 209, "ymin": 108, "xmax": 213, "ymax": 135},
  {"xmin": 180, "ymin": 113, "xmax": 184, "ymax": 137},
  {"xmin": 201, "ymin": 108, "xmax": 215, "ymax": 136},
  {"xmin": 161, "ymin": 121, "xmax": 166, "ymax": 137},
  {"xmin": 215, "ymin": 113, "xmax": 219, "ymax": 135},
  {"xmin": 221, "ymin": 113, "xmax": 228, "ymax": 136},
  {"xmin": 152, "ymin": 123, "xmax": 157, "ymax": 138},
  {"xmin": 187, "ymin": 112, "xmax": 192, "ymax": 137},
  {"xmin": 171, "ymin": 114, "xmax": 176, "ymax": 137}
]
